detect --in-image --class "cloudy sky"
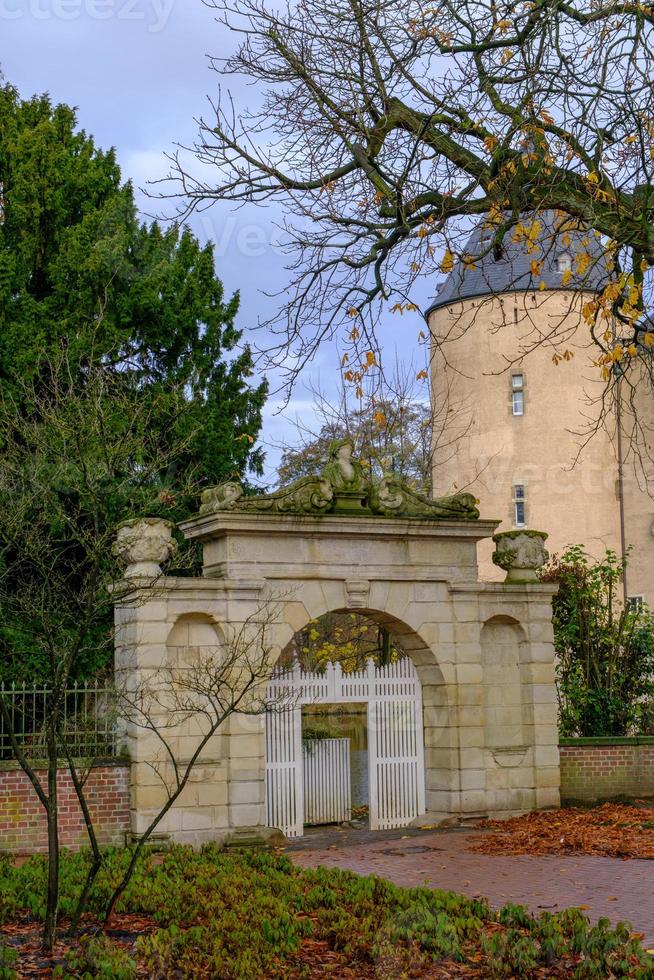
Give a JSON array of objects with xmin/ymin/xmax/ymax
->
[{"xmin": 2, "ymin": 0, "xmax": 429, "ymax": 482}]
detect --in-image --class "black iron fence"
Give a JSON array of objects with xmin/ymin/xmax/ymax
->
[{"xmin": 0, "ymin": 681, "xmax": 117, "ymax": 761}]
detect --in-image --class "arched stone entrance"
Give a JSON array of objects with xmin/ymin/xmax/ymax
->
[{"xmin": 113, "ymin": 448, "xmax": 560, "ymax": 847}]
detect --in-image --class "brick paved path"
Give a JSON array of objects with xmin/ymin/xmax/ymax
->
[{"xmin": 286, "ymin": 825, "xmax": 654, "ymax": 946}]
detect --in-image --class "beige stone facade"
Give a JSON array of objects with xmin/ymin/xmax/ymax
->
[
  {"xmin": 429, "ymin": 290, "xmax": 654, "ymax": 605},
  {"xmin": 114, "ymin": 510, "xmax": 560, "ymax": 846}
]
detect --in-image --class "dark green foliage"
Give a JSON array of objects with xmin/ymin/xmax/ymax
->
[
  {"xmin": 541, "ymin": 546, "xmax": 654, "ymax": 737},
  {"xmin": 54, "ymin": 935, "xmax": 136, "ymax": 980},
  {"xmin": 0, "ymin": 940, "xmax": 17, "ymax": 980},
  {"xmin": 1, "ymin": 847, "xmax": 652, "ymax": 978},
  {"xmin": 0, "ymin": 83, "xmax": 267, "ymax": 682},
  {"xmin": 0, "ymin": 357, "xmax": 198, "ymax": 683}
]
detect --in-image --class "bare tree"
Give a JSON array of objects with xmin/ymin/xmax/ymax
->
[
  {"xmin": 0, "ymin": 349, "xmax": 196, "ymax": 950},
  {"xmin": 276, "ymin": 359, "xmax": 488, "ymax": 496},
  {"xmin": 166, "ymin": 0, "xmax": 654, "ymax": 399},
  {"xmin": 276, "ymin": 363, "xmax": 437, "ymax": 491}
]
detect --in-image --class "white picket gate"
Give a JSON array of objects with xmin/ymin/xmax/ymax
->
[
  {"xmin": 265, "ymin": 657, "xmax": 425, "ymax": 837},
  {"xmin": 303, "ymin": 738, "xmax": 351, "ymax": 825}
]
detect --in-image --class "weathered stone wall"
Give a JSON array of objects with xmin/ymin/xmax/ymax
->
[
  {"xmin": 0, "ymin": 761, "xmax": 129, "ymax": 854},
  {"xmin": 560, "ymin": 738, "xmax": 654, "ymax": 802}
]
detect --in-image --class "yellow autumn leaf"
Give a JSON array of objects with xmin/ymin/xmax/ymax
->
[
  {"xmin": 530, "ymin": 259, "xmax": 542, "ymax": 276},
  {"xmin": 627, "ymin": 344, "xmax": 638, "ymax": 356},
  {"xmin": 440, "ymin": 249, "xmax": 455, "ymax": 273},
  {"xmin": 628, "ymin": 284, "xmax": 641, "ymax": 306},
  {"xmin": 643, "ymin": 332, "xmax": 654, "ymax": 347},
  {"xmin": 575, "ymin": 251, "xmax": 591, "ymax": 275},
  {"xmin": 539, "ymin": 280, "xmax": 546, "ymax": 291},
  {"xmin": 373, "ymin": 411, "xmax": 387, "ymax": 426},
  {"xmin": 562, "ymin": 269, "xmax": 573, "ymax": 286},
  {"xmin": 347, "ymin": 306, "xmax": 359, "ymax": 317},
  {"xmin": 365, "ymin": 351, "xmax": 377, "ymax": 367},
  {"xmin": 416, "ymin": 369, "xmax": 428, "ymax": 380},
  {"xmin": 349, "ymin": 326, "xmax": 359, "ymax": 341}
]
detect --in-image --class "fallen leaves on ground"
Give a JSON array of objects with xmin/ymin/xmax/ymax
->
[
  {"xmin": 469, "ymin": 803, "xmax": 654, "ymax": 859},
  {"xmin": 0, "ymin": 914, "xmax": 157, "ymax": 979}
]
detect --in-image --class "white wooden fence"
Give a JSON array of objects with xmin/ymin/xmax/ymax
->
[
  {"xmin": 265, "ymin": 657, "xmax": 425, "ymax": 837},
  {"xmin": 303, "ymin": 738, "xmax": 351, "ymax": 825}
]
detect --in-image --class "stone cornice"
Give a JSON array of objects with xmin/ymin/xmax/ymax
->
[{"xmin": 179, "ymin": 511, "xmax": 501, "ymax": 544}]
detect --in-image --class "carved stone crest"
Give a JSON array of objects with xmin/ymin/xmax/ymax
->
[
  {"xmin": 368, "ymin": 474, "xmax": 480, "ymax": 520},
  {"xmin": 199, "ymin": 439, "xmax": 480, "ymax": 521}
]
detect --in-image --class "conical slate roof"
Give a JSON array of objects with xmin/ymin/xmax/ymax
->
[{"xmin": 426, "ymin": 211, "xmax": 610, "ymax": 316}]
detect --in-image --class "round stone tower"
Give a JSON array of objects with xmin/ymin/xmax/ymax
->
[{"xmin": 428, "ymin": 211, "xmax": 654, "ymax": 605}]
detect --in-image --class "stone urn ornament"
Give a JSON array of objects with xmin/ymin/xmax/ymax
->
[
  {"xmin": 492, "ymin": 529, "xmax": 549, "ymax": 583},
  {"xmin": 113, "ymin": 518, "xmax": 177, "ymax": 579}
]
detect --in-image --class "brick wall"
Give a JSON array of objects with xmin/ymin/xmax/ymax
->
[
  {"xmin": 560, "ymin": 737, "xmax": 654, "ymax": 802},
  {"xmin": 0, "ymin": 761, "xmax": 130, "ymax": 854}
]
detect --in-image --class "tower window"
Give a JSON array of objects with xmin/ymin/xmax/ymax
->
[
  {"xmin": 511, "ymin": 374, "xmax": 525, "ymax": 416},
  {"xmin": 627, "ymin": 596, "xmax": 644, "ymax": 613},
  {"xmin": 558, "ymin": 253, "xmax": 572, "ymax": 274},
  {"xmin": 513, "ymin": 484, "xmax": 526, "ymax": 526}
]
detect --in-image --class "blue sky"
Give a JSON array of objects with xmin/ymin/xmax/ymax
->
[{"xmin": 2, "ymin": 0, "xmax": 429, "ymax": 482}]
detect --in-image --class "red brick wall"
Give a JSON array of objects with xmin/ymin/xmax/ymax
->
[
  {"xmin": 0, "ymin": 761, "xmax": 130, "ymax": 854},
  {"xmin": 560, "ymin": 739, "xmax": 654, "ymax": 802}
]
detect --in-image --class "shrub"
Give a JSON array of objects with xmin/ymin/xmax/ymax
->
[
  {"xmin": 540, "ymin": 546, "xmax": 654, "ymax": 736},
  {"xmin": 54, "ymin": 935, "xmax": 136, "ymax": 980}
]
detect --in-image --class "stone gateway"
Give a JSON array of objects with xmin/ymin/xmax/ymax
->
[{"xmin": 113, "ymin": 452, "xmax": 559, "ymax": 846}]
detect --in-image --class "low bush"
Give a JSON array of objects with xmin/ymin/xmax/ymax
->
[
  {"xmin": 0, "ymin": 847, "xmax": 653, "ymax": 978},
  {"xmin": 54, "ymin": 935, "xmax": 136, "ymax": 979},
  {"xmin": 0, "ymin": 940, "xmax": 17, "ymax": 980}
]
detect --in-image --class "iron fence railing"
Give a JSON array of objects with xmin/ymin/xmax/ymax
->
[{"xmin": 0, "ymin": 681, "xmax": 117, "ymax": 761}]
